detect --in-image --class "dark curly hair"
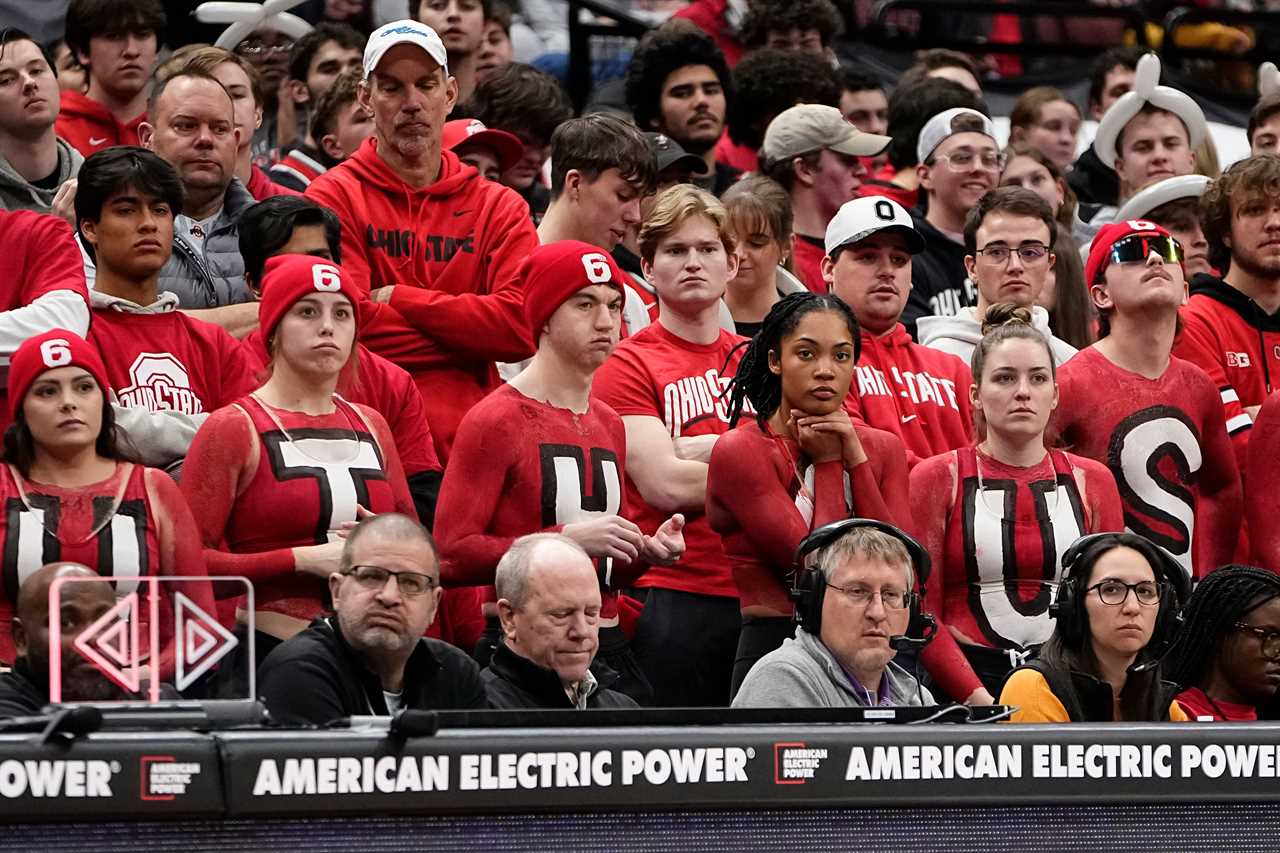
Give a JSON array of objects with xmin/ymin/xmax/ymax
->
[
  {"xmin": 625, "ymin": 20, "xmax": 733, "ymax": 135},
  {"xmin": 726, "ymin": 48, "xmax": 840, "ymax": 150},
  {"xmin": 739, "ymin": 0, "xmax": 843, "ymax": 49},
  {"xmin": 885, "ymin": 77, "xmax": 984, "ymax": 170},
  {"xmin": 459, "ymin": 62, "xmax": 573, "ymax": 147}
]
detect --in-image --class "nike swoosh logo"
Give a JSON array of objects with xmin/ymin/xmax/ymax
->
[
  {"xmin": 89, "ymin": 136, "xmax": 109, "ymax": 146},
  {"xmin": 901, "ymin": 414, "xmax": 917, "ymax": 424}
]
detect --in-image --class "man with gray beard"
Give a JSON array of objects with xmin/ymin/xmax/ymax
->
[{"xmin": 258, "ymin": 513, "xmax": 487, "ymax": 725}]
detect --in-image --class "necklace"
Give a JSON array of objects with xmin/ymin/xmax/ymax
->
[
  {"xmin": 9, "ymin": 462, "xmax": 131, "ymax": 547},
  {"xmin": 250, "ymin": 392, "xmax": 366, "ymax": 465},
  {"xmin": 973, "ymin": 444, "xmax": 1060, "ymax": 522}
]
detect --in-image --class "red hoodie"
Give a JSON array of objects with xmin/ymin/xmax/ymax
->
[
  {"xmin": 845, "ymin": 323, "xmax": 974, "ymax": 468},
  {"xmin": 55, "ymin": 90, "xmax": 145, "ymax": 157},
  {"xmin": 305, "ymin": 138, "xmax": 537, "ymax": 460}
]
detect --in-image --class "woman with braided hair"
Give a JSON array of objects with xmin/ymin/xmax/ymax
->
[
  {"xmin": 707, "ymin": 291, "xmax": 912, "ymax": 695},
  {"xmin": 1169, "ymin": 566, "xmax": 1280, "ymax": 721},
  {"xmin": 910, "ymin": 304, "xmax": 1124, "ymax": 705}
]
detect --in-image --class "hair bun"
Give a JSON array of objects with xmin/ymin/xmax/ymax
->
[{"xmin": 980, "ymin": 302, "xmax": 1034, "ymax": 335}]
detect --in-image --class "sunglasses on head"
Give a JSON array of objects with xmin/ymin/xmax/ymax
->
[{"xmin": 1109, "ymin": 233, "xmax": 1183, "ymax": 266}]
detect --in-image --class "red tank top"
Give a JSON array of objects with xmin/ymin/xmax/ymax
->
[
  {"xmin": 229, "ymin": 394, "xmax": 404, "ymax": 619},
  {"xmin": 942, "ymin": 447, "xmax": 1087, "ymax": 650},
  {"xmin": 0, "ymin": 462, "xmax": 158, "ymax": 660}
]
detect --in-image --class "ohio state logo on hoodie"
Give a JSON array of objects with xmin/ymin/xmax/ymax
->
[{"xmin": 117, "ymin": 353, "xmax": 204, "ymax": 414}]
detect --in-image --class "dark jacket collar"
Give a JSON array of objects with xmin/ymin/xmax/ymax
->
[
  {"xmin": 323, "ymin": 616, "xmax": 442, "ymax": 712},
  {"xmin": 1188, "ymin": 272, "xmax": 1280, "ymax": 332},
  {"xmin": 488, "ymin": 641, "xmax": 618, "ymax": 708}
]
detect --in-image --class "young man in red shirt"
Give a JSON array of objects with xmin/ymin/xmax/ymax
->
[
  {"xmin": 759, "ymin": 104, "xmax": 889, "ymax": 295},
  {"xmin": 823, "ymin": 196, "xmax": 973, "ymax": 468},
  {"xmin": 1057, "ymin": 220, "xmax": 1242, "ymax": 579},
  {"xmin": 436, "ymin": 242, "xmax": 684, "ymax": 698},
  {"xmin": 75, "ymin": 149, "xmax": 257, "ymax": 422},
  {"xmin": 57, "ymin": 0, "xmax": 163, "ymax": 156},
  {"xmin": 593, "ymin": 184, "xmax": 745, "ymax": 706},
  {"xmin": 305, "ymin": 19, "xmax": 538, "ymax": 461},
  {"xmin": 1175, "ymin": 155, "xmax": 1280, "ymax": 465}
]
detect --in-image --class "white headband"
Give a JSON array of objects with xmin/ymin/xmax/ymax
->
[{"xmin": 1092, "ymin": 53, "xmax": 1206, "ymax": 170}]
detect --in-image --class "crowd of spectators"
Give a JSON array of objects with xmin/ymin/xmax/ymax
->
[{"xmin": 0, "ymin": 0, "xmax": 1278, "ymax": 727}]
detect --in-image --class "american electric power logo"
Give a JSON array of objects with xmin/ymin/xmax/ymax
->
[
  {"xmin": 140, "ymin": 755, "xmax": 202, "ymax": 801},
  {"xmin": 774, "ymin": 742, "xmax": 828, "ymax": 785}
]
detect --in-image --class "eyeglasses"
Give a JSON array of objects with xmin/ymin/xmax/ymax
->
[
  {"xmin": 1108, "ymin": 233, "xmax": 1183, "ymax": 266},
  {"xmin": 932, "ymin": 150, "xmax": 1005, "ymax": 172},
  {"xmin": 826, "ymin": 583, "xmax": 910, "ymax": 610},
  {"xmin": 1088, "ymin": 579, "xmax": 1163, "ymax": 606},
  {"xmin": 235, "ymin": 38, "xmax": 295, "ymax": 57},
  {"xmin": 974, "ymin": 243, "xmax": 1051, "ymax": 265},
  {"xmin": 1233, "ymin": 622, "xmax": 1280, "ymax": 659},
  {"xmin": 344, "ymin": 565, "xmax": 438, "ymax": 597}
]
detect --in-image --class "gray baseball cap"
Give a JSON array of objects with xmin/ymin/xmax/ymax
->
[{"xmin": 761, "ymin": 104, "xmax": 891, "ymax": 167}]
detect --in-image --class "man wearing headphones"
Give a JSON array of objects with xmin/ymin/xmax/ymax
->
[{"xmin": 732, "ymin": 520, "xmax": 935, "ymax": 708}]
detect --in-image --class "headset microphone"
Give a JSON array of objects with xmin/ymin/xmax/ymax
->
[{"xmin": 890, "ymin": 612, "xmax": 937, "ymax": 652}]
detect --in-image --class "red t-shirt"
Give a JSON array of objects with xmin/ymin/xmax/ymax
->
[
  {"xmin": 1176, "ymin": 686, "xmax": 1258, "ymax": 721},
  {"xmin": 89, "ymin": 303, "xmax": 257, "ymax": 415},
  {"xmin": 857, "ymin": 180, "xmax": 919, "ymax": 210},
  {"xmin": 911, "ymin": 446, "xmax": 1125, "ymax": 700},
  {"xmin": 0, "ymin": 462, "xmax": 211, "ymax": 664},
  {"xmin": 1056, "ymin": 346, "xmax": 1242, "ymax": 578},
  {"xmin": 1246, "ymin": 391, "xmax": 1280, "ymax": 570},
  {"xmin": 241, "ymin": 330, "xmax": 441, "ymax": 478},
  {"xmin": 791, "ymin": 235, "xmax": 828, "ymax": 294},
  {"xmin": 435, "ymin": 384, "xmax": 632, "ymax": 618},
  {"xmin": 707, "ymin": 418, "xmax": 913, "ymax": 613},
  {"xmin": 714, "ymin": 131, "xmax": 758, "ymax": 174},
  {"xmin": 180, "ymin": 394, "xmax": 414, "ymax": 621},
  {"xmin": 593, "ymin": 322, "xmax": 747, "ymax": 598},
  {"xmin": 845, "ymin": 323, "xmax": 973, "ymax": 468}
]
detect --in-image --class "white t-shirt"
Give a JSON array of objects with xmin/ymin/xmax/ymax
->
[{"xmin": 382, "ymin": 690, "xmax": 403, "ymax": 715}]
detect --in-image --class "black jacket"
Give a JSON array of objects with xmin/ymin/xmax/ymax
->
[
  {"xmin": 1016, "ymin": 659, "xmax": 1181, "ymax": 722},
  {"xmin": 1067, "ymin": 146, "xmax": 1119, "ymax": 208},
  {"xmin": 258, "ymin": 617, "xmax": 488, "ymax": 726},
  {"xmin": 0, "ymin": 658, "xmax": 177, "ymax": 717},
  {"xmin": 903, "ymin": 213, "xmax": 975, "ymax": 340},
  {"xmin": 482, "ymin": 642, "xmax": 639, "ymax": 709},
  {"xmin": 0, "ymin": 659, "xmax": 47, "ymax": 717}
]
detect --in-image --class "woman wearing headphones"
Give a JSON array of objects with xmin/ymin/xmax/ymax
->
[
  {"xmin": 710, "ymin": 292, "xmax": 913, "ymax": 695},
  {"xmin": 1000, "ymin": 532, "xmax": 1190, "ymax": 722},
  {"xmin": 1167, "ymin": 565, "xmax": 1280, "ymax": 721},
  {"xmin": 910, "ymin": 305, "xmax": 1125, "ymax": 705}
]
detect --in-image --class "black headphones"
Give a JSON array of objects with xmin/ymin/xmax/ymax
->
[
  {"xmin": 791, "ymin": 518, "xmax": 936, "ymax": 650},
  {"xmin": 1049, "ymin": 532, "xmax": 1191, "ymax": 667}
]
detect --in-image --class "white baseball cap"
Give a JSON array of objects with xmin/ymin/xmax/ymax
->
[
  {"xmin": 825, "ymin": 196, "xmax": 925, "ymax": 256},
  {"xmin": 364, "ymin": 19, "xmax": 449, "ymax": 80},
  {"xmin": 916, "ymin": 107, "xmax": 996, "ymax": 165}
]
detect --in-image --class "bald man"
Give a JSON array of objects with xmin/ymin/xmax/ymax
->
[
  {"xmin": 0, "ymin": 563, "xmax": 129, "ymax": 716},
  {"xmin": 485, "ymin": 533, "xmax": 639, "ymax": 709}
]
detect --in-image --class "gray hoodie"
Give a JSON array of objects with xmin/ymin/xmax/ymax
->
[
  {"xmin": 0, "ymin": 137, "xmax": 82, "ymax": 214},
  {"xmin": 916, "ymin": 305, "xmax": 1078, "ymax": 367},
  {"xmin": 732, "ymin": 628, "xmax": 934, "ymax": 709}
]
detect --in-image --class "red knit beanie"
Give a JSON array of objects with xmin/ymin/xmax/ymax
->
[
  {"xmin": 8, "ymin": 329, "xmax": 111, "ymax": 422},
  {"xmin": 521, "ymin": 241, "xmax": 625, "ymax": 339},
  {"xmin": 258, "ymin": 254, "xmax": 363, "ymax": 345}
]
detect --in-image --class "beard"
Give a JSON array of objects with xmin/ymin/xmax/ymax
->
[{"xmin": 1231, "ymin": 245, "xmax": 1280, "ymax": 281}]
